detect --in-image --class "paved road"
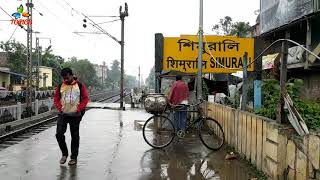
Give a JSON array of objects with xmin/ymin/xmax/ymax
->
[{"xmin": 0, "ymin": 105, "xmax": 257, "ymax": 180}]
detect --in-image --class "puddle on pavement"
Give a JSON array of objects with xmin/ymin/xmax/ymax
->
[{"xmin": 139, "ymin": 138, "xmax": 257, "ymax": 180}]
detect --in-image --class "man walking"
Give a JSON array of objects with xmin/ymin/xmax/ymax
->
[
  {"xmin": 54, "ymin": 68, "xmax": 89, "ymax": 165},
  {"xmin": 168, "ymin": 75, "xmax": 189, "ymax": 131}
]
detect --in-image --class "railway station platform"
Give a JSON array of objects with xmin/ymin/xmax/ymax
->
[{"xmin": 0, "ymin": 103, "xmax": 258, "ymax": 180}]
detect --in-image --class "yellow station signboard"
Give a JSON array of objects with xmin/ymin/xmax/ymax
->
[{"xmin": 163, "ymin": 35, "xmax": 255, "ymax": 73}]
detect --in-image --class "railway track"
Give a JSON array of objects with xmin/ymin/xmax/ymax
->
[{"xmin": 0, "ymin": 91, "xmax": 130, "ymax": 150}]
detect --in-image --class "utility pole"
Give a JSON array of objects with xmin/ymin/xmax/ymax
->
[
  {"xmin": 197, "ymin": 0, "xmax": 204, "ymax": 101},
  {"xmin": 119, "ymin": 3, "xmax": 128, "ymax": 110},
  {"xmin": 35, "ymin": 37, "xmax": 51, "ymax": 91},
  {"xmin": 138, "ymin": 66, "xmax": 141, "ymax": 88},
  {"xmin": 241, "ymin": 52, "xmax": 248, "ymax": 111},
  {"xmin": 277, "ymin": 32, "xmax": 290, "ymax": 123},
  {"xmin": 26, "ymin": 0, "xmax": 33, "ymax": 114},
  {"xmin": 35, "ymin": 37, "xmax": 40, "ymax": 91}
]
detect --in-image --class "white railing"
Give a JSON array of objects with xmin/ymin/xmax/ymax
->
[{"xmin": 0, "ymin": 98, "xmax": 54, "ymax": 124}]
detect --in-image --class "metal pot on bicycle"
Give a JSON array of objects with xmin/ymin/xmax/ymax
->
[{"xmin": 144, "ymin": 93, "xmax": 168, "ymax": 115}]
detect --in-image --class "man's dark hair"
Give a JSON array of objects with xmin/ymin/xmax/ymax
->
[
  {"xmin": 176, "ymin": 75, "xmax": 182, "ymax": 81},
  {"xmin": 61, "ymin": 67, "xmax": 73, "ymax": 77}
]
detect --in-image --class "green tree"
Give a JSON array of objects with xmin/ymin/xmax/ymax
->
[
  {"xmin": 145, "ymin": 66, "xmax": 155, "ymax": 89},
  {"xmin": 41, "ymin": 48, "xmax": 65, "ymax": 86},
  {"xmin": 63, "ymin": 57, "xmax": 99, "ymax": 88},
  {"xmin": 212, "ymin": 16, "xmax": 251, "ymax": 37},
  {"xmin": 212, "ymin": 16, "xmax": 233, "ymax": 35},
  {"xmin": 230, "ymin": 22, "xmax": 251, "ymax": 37},
  {"xmin": 0, "ymin": 40, "xmax": 27, "ymax": 82},
  {"xmin": 106, "ymin": 60, "xmax": 121, "ymax": 90},
  {"xmin": 125, "ymin": 75, "xmax": 138, "ymax": 89}
]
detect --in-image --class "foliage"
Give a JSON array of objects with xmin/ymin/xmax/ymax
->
[
  {"xmin": 0, "ymin": 40, "xmax": 27, "ymax": 83},
  {"xmin": 255, "ymin": 79, "xmax": 280, "ymax": 120},
  {"xmin": 105, "ymin": 60, "xmax": 121, "ymax": 90},
  {"xmin": 256, "ymin": 79, "xmax": 320, "ymax": 130},
  {"xmin": 212, "ymin": 16, "xmax": 233, "ymax": 35},
  {"xmin": 125, "ymin": 74, "xmax": 138, "ymax": 89},
  {"xmin": 63, "ymin": 57, "xmax": 99, "ymax": 88},
  {"xmin": 41, "ymin": 48, "xmax": 64, "ymax": 86},
  {"xmin": 212, "ymin": 16, "xmax": 251, "ymax": 37},
  {"xmin": 230, "ymin": 22, "xmax": 251, "ymax": 37},
  {"xmin": 286, "ymin": 79, "xmax": 320, "ymax": 130},
  {"xmin": 145, "ymin": 66, "xmax": 155, "ymax": 89}
]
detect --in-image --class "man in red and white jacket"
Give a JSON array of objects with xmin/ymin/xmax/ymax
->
[{"xmin": 54, "ymin": 67, "xmax": 89, "ymax": 165}]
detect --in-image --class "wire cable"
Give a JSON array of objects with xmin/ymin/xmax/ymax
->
[
  {"xmin": 7, "ymin": 25, "xmax": 18, "ymax": 42},
  {"xmin": 0, "ymin": 6, "xmax": 27, "ymax": 31},
  {"xmin": 96, "ymin": 19, "xmax": 121, "ymax": 25},
  {"xmin": 202, "ymin": 31, "xmax": 320, "ymax": 70}
]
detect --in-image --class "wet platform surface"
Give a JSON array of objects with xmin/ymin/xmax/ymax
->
[{"xmin": 0, "ymin": 104, "xmax": 257, "ymax": 180}]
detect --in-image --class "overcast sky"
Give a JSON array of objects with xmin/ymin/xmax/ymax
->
[{"xmin": 0, "ymin": 0, "xmax": 260, "ymax": 80}]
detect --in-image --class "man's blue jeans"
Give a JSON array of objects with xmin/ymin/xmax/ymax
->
[{"xmin": 174, "ymin": 106, "xmax": 187, "ymax": 131}]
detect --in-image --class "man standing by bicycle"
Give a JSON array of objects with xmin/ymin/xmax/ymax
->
[{"xmin": 168, "ymin": 75, "xmax": 189, "ymax": 131}]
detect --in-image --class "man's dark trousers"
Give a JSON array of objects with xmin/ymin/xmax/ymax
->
[{"xmin": 56, "ymin": 114, "xmax": 81, "ymax": 159}]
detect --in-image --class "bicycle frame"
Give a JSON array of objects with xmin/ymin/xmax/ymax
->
[{"xmin": 164, "ymin": 103, "xmax": 206, "ymax": 133}]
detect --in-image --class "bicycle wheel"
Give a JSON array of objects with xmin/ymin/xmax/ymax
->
[
  {"xmin": 142, "ymin": 115, "xmax": 175, "ymax": 149},
  {"xmin": 199, "ymin": 117, "xmax": 224, "ymax": 150}
]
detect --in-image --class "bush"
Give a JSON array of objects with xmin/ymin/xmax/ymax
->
[{"xmin": 256, "ymin": 79, "xmax": 320, "ymax": 130}]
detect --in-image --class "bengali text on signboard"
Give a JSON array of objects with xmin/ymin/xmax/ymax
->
[{"xmin": 163, "ymin": 35, "xmax": 255, "ymax": 73}]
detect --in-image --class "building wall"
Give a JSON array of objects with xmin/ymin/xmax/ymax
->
[
  {"xmin": 0, "ymin": 72, "xmax": 10, "ymax": 89},
  {"xmin": 288, "ymin": 70, "xmax": 320, "ymax": 100},
  {"xmin": 39, "ymin": 66, "xmax": 52, "ymax": 88}
]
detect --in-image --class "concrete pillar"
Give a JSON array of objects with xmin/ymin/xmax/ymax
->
[{"xmin": 17, "ymin": 102, "xmax": 21, "ymax": 120}]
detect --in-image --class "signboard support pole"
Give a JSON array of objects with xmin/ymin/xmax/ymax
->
[
  {"xmin": 196, "ymin": 0, "xmax": 204, "ymax": 101},
  {"xmin": 241, "ymin": 52, "xmax": 248, "ymax": 111},
  {"xmin": 277, "ymin": 32, "xmax": 290, "ymax": 123}
]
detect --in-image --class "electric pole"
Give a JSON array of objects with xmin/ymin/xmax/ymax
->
[
  {"xmin": 119, "ymin": 3, "xmax": 128, "ymax": 110},
  {"xmin": 138, "ymin": 66, "xmax": 141, "ymax": 88},
  {"xmin": 26, "ymin": 0, "xmax": 33, "ymax": 114},
  {"xmin": 80, "ymin": 3, "xmax": 128, "ymax": 110},
  {"xmin": 197, "ymin": 0, "xmax": 204, "ymax": 101},
  {"xmin": 35, "ymin": 37, "xmax": 51, "ymax": 91},
  {"xmin": 36, "ymin": 37, "xmax": 40, "ymax": 91}
]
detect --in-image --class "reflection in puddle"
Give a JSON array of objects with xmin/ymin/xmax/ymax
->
[{"xmin": 140, "ymin": 148, "xmax": 220, "ymax": 180}]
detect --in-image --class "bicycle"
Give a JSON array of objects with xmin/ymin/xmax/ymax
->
[{"xmin": 142, "ymin": 100, "xmax": 225, "ymax": 150}]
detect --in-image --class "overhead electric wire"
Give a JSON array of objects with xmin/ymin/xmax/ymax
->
[
  {"xmin": 7, "ymin": 25, "xmax": 18, "ymax": 42},
  {"xmin": 96, "ymin": 19, "xmax": 121, "ymax": 25},
  {"xmin": 56, "ymin": 0, "xmax": 121, "ymax": 44},
  {"xmin": 33, "ymin": 0, "xmax": 94, "ymax": 42},
  {"xmin": 202, "ymin": 32, "xmax": 320, "ymax": 71},
  {"xmin": 87, "ymin": 15, "xmax": 119, "ymax": 18}
]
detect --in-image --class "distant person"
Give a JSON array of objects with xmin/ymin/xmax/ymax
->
[
  {"xmin": 168, "ymin": 75, "xmax": 189, "ymax": 131},
  {"xmin": 54, "ymin": 68, "xmax": 89, "ymax": 165}
]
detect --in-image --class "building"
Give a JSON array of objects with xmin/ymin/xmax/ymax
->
[
  {"xmin": 0, "ymin": 67, "xmax": 10, "ymax": 89},
  {"xmin": 258, "ymin": 0, "xmax": 320, "ymax": 100},
  {"xmin": 38, "ymin": 66, "xmax": 53, "ymax": 88},
  {"xmin": 0, "ymin": 52, "xmax": 26, "ymax": 91},
  {"xmin": 94, "ymin": 61, "xmax": 108, "ymax": 84}
]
